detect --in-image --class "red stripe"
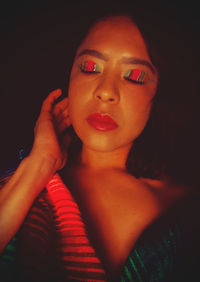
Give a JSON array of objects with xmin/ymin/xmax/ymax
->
[
  {"xmin": 86, "ymin": 60, "xmax": 95, "ymax": 72},
  {"xmin": 60, "ymin": 245, "xmax": 95, "ymax": 253},
  {"xmin": 60, "ymin": 256, "xmax": 102, "ymax": 263},
  {"xmin": 60, "ymin": 236, "xmax": 89, "ymax": 244},
  {"xmin": 46, "ymin": 174, "xmax": 106, "ymax": 281},
  {"xmin": 66, "ymin": 265, "xmax": 105, "ymax": 273}
]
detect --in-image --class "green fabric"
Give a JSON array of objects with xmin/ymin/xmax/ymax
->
[
  {"xmin": 120, "ymin": 223, "xmax": 181, "ymax": 281},
  {"xmin": 0, "ymin": 236, "xmax": 18, "ymax": 281}
]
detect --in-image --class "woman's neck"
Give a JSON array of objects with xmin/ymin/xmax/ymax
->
[{"xmin": 80, "ymin": 144, "xmax": 133, "ymax": 170}]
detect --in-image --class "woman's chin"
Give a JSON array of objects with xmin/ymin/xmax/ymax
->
[{"xmin": 83, "ymin": 141, "xmax": 119, "ymax": 153}]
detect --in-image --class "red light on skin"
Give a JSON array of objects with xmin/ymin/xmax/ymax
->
[{"xmin": 86, "ymin": 113, "xmax": 118, "ymax": 131}]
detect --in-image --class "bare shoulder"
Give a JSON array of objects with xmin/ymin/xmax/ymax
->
[
  {"xmin": 139, "ymin": 175, "xmax": 190, "ymax": 206},
  {"xmin": 65, "ymin": 167, "xmax": 190, "ymax": 276}
]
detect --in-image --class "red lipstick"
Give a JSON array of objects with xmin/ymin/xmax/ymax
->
[{"xmin": 86, "ymin": 113, "xmax": 118, "ymax": 131}]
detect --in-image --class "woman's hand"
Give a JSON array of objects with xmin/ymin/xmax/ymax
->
[
  {"xmin": 0, "ymin": 88, "xmax": 71, "ymax": 253},
  {"xmin": 31, "ymin": 88, "xmax": 71, "ymax": 172}
]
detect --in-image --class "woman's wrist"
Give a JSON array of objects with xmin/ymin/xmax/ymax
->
[
  {"xmin": 6, "ymin": 150, "xmax": 59, "ymax": 200},
  {"xmin": 28, "ymin": 149, "xmax": 58, "ymax": 177}
]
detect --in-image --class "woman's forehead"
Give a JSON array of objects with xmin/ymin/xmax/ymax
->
[{"xmin": 77, "ymin": 16, "xmax": 149, "ymax": 60}]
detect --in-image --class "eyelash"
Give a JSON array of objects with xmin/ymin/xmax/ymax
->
[
  {"xmin": 124, "ymin": 69, "xmax": 149, "ymax": 84},
  {"xmin": 78, "ymin": 61, "xmax": 150, "ymax": 84},
  {"xmin": 78, "ymin": 60, "xmax": 101, "ymax": 74}
]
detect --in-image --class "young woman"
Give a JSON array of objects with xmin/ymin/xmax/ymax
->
[{"xmin": 0, "ymin": 11, "xmax": 196, "ymax": 282}]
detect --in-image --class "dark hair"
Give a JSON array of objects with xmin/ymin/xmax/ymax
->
[{"xmin": 61, "ymin": 3, "xmax": 198, "ymax": 188}]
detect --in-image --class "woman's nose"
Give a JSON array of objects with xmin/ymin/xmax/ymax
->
[{"xmin": 93, "ymin": 77, "xmax": 120, "ymax": 104}]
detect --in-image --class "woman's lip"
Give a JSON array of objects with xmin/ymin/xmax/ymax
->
[{"xmin": 86, "ymin": 113, "xmax": 118, "ymax": 131}]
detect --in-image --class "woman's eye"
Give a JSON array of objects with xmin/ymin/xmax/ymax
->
[
  {"xmin": 78, "ymin": 60, "xmax": 101, "ymax": 74},
  {"xmin": 124, "ymin": 69, "xmax": 149, "ymax": 84}
]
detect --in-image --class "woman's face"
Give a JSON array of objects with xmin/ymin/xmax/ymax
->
[{"xmin": 68, "ymin": 16, "xmax": 158, "ymax": 153}]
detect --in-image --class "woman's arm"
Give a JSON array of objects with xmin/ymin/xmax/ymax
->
[
  {"xmin": 0, "ymin": 153, "xmax": 56, "ymax": 254},
  {"xmin": 0, "ymin": 89, "xmax": 71, "ymax": 254}
]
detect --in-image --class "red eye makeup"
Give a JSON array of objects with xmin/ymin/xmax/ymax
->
[
  {"xmin": 124, "ymin": 69, "xmax": 150, "ymax": 84},
  {"xmin": 78, "ymin": 60, "xmax": 101, "ymax": 73}
]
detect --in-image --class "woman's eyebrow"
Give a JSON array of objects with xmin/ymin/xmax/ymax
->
[
  {"xmin": 120, "ymin": 57, "xmax": 156, "ymax": 74},
  {"xmin": 77, "ymin": 49, "xmax": 109, "ymax": 61}
]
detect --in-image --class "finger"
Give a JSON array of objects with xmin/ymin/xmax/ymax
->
[
  {"xmin": 57, "ymin": 116, "xmax": 71, "ymax": 133},
  {"xmin": 41, "ymin": 89, "xmax": 62, "ymax": 112},
  {"xmin": 57, "ymin": 116, "xmax": 71, "ymax": 134},
  {"xmin": 54, "ymin": 97, "xmax": 69, "ymax": 112},
  {"xmin": 54, "ymin": 106, "xmax": 70, "ymax": 124},
  {"xmin": 53, "ymin": 97, "xmax": 69, "ymax": 117}
]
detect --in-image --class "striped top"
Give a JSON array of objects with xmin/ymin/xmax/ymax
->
[
  {"xmin": 47, "ymin": 174, "xmax": 106, "ymax": 281},
  {"xmin": 17, "ymin": 173, "xmax": 107, "ymax": 281},
  {"xmin": 1, "ymin": 168, "xmax": 184, "ymax": 281}
]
